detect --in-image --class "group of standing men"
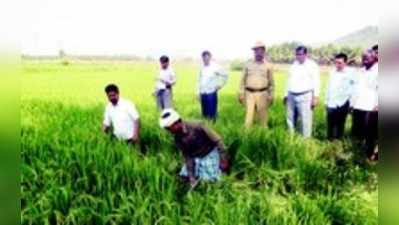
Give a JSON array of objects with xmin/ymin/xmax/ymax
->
[
  {"xmin": 101, "ymin": 42, "xmax": 378, "ymax": 187},
  {"xmin": 153, "ymin": 51, "xmax": 228, "ymax": 121}
]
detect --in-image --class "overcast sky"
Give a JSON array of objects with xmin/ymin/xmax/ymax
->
[{"xmin": 21, "ymin": 0, "xmax": 378, "ymax": 59}]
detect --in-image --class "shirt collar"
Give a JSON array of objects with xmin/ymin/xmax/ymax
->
[
  {"xmin": 371, "ymin": 63, "xmax": 378, "ymax": 71},
  {"xmin": 363, "ymin": 63, "xmax": 377, "ymax": 72},
  {"xmin": 181, "ymin": 122, "xmax": 189, "ymax": 134},
  {"xmin": 111, "ymin": 98, "xmax": 125, "ymax": 107},
  {"xmin": 203, "ymin": 61, "xmax": 213, "ymax": 68},
  {"xmin": 175, "ymin": 122, "xmax": 189, "ymax": 139},
  {"xmin": 253, "ymin": 59, "xmax": 266, "ymax": 64},
  {"xmin": 295, "ymin": 59, "xmax": 308, "ymax": 65},
  {"xmin": 335, "ymin": 67, "xmax": 348, "ymax": 74}
]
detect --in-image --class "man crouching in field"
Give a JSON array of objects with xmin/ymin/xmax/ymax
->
[
  {"xmin": 102, "ymin": 84, "xmax": 140, "ymax": 145},
  {"xmin": 160, "ymin": 109, "xmax": 230, "ymax": 188}
]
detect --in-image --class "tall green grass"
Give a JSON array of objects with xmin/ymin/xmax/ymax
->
[{"xmin": 21, "ymin": 60, "xmax": 377, "ymax": 225}]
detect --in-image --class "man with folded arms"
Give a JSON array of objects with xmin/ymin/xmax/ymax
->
[
  {"xmin": 239, "ymin": 41, "xmax": 274, "ymax": 128},
  {"xmin": 284, "ymin": 46, "xmax": 320, "ymax": 138}
]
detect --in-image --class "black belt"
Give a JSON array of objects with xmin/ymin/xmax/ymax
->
[
  {"xmin": 245, "ymin": 87, "xmax": 268, "ymax": 92},
  {"xmin": 157, "ymin": 86, "xmax": 172, "ymax": 92},
  {"xmin": 288, "ymin": 90, "xmax": 312, "ymax": 96}
]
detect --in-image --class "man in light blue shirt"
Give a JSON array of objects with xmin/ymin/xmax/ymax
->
[
  {"xmin": 198, "ymin": 51, "xmax": 228, "ymax": 121},
  {"xmin": 325, "ymin": 53, "xmax": 354, "ymax": 139}
]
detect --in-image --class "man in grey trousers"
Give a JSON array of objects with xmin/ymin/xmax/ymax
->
[
  {"xmin": 154, "ymin": 55, "xmax": 177, "ymax": 110},
  {"xmin": 284, "ymin": 46, "xmax": 320, "ymax": 138}
]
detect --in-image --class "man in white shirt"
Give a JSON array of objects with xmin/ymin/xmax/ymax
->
[
  {"xmin": 351, "ymin": 50, "xmax": 378, "ymax": 161},
  {"xmin": 284, "ymin": 46, "xmax": 320, "ymax": 138},
  {"xmin": 103, "ymin": 84, "xmax": 140, "ymax": 145},
  {"xmin": 154, "ymin": 55, "xmax": 177, "ymax": 110},
  {"xmin": 325, "ymin": 53, "xmax": 355, "ymax": 140},
  {"xmin": 198, "ymin": 51, "xmax": 228, "ymax": 121}
]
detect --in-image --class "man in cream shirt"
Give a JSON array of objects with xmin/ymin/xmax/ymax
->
[
  {"xmin": 154, "ymin": 55, "xmax": 177, "ymax": 110},
  {"xmin": 284, "ymin": 46, "xmax": 320, "ymax": 138},
  {"xmin": 351, "ymin": 49, "xmax": 378, "ymax": 161},
  {"xmin": 239, "ymin": 41, "xmax": 274, "ymax": 128},
  {"xmin": 102, "ymin": 84, "xmax": 140, "ymax": 145}
]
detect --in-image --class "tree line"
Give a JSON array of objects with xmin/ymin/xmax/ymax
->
[{"xmin": 231, "ymin": 42, "xmax": 364, "ymax": 71}]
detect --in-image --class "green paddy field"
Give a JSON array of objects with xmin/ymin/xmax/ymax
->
[{"xmin": 21, "ymin": 60, "xmax": 377, "ymax": 225}]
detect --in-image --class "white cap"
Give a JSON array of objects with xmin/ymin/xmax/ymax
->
[{"xmin": 159, "ymin": 109, "xmax": 181, "ymax": 128}]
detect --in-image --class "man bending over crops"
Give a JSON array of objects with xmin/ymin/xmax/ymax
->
[
  {"xmin": 102, "ymin": 84, "xmax": 140, "ymax": 145},
  {"xmin": 160, "ymin": 109, "xmax": 230, "ymax": 188}
]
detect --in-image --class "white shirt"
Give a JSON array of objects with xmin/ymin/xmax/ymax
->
[
  {"xmin": 286, "ymin": 59, "xmax": 320, "ymax": 96},
  {"xmin": 103, "ymin": 98, "xmax": 140, "ymax": 140},
  {"xmin": 155, "ymin": 67, "xmax": 177, "ymax": 91},
  {"xmin": 198, "ymin": 62, "xmax": 228, "ymax": 94},
  {"xmin": 380, "ymin": 63, "xmax": 397, "ymax": 114},
  {"xmin": 351, "ymin": 63, "xmax": 378, "ymax": 111},
  {"xmin": 325, "ymin": 67, "xmax": 355, "ymax": 108}
]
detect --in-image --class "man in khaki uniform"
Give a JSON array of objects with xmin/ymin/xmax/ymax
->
[{"xmin": 239, "ymin": 41, "xmax": 274, "ymax": 128}]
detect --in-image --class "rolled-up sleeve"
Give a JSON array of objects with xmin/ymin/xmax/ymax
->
[
  {"xmin": 285, "ymin": 66, "xmax": 292, "ymax": 97},
  {"xmin": 267, "ymin": 66, "xmax": 274, "ymax": 97},
  {"xmin": 103, "ymin": 106, "xmax": 111, "ymax": 127},
  {"xmin": 216, "ymin": 65, "xmax": 228, "ymax": 87},
  {"xmin": 312, "ymin": 63, "xmax": 321, "ymax": 97},
  {"xmin": 184, "ymin": 154, "xmax": 195, "ymax": 178},
  {"xmin": 201, "ymin": 125, "xmax": 228, "ymax": 160},
  {"xmin": 239, "ymin": 66, "xmax": 248, "ymax": 95},
  {"xmin": 127, "ymin": 102, "xmax": 140, "ymax": 120},
  {"xmin": 169, "ymin": 70, "xmax": 177, "ymax": 85}
]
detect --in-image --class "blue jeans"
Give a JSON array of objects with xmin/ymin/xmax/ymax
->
[{"xmin": 201, "ymin": 92, "xmax": 218, "ymax": 121}]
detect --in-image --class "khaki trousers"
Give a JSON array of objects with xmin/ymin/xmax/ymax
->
[{"xmin": 244, "ymin": 91, "xmax": 270, "ymax": 128}]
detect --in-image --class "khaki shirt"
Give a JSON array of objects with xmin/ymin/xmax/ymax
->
[{"xmin": 239, "ymin": 60, "xmax": 274, "ymax": 97}]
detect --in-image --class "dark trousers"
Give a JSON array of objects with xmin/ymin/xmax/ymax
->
[
  {"xmin": 352, "ymin": 109, "xmax": 378, "ymax": 158},
  {"xmin": 327, "ymin": 101, "xmax": 350, "ymax": 140},
  {"xmin": 201, "ymin": 92, "xmax": 218, "ymax": 121}
]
